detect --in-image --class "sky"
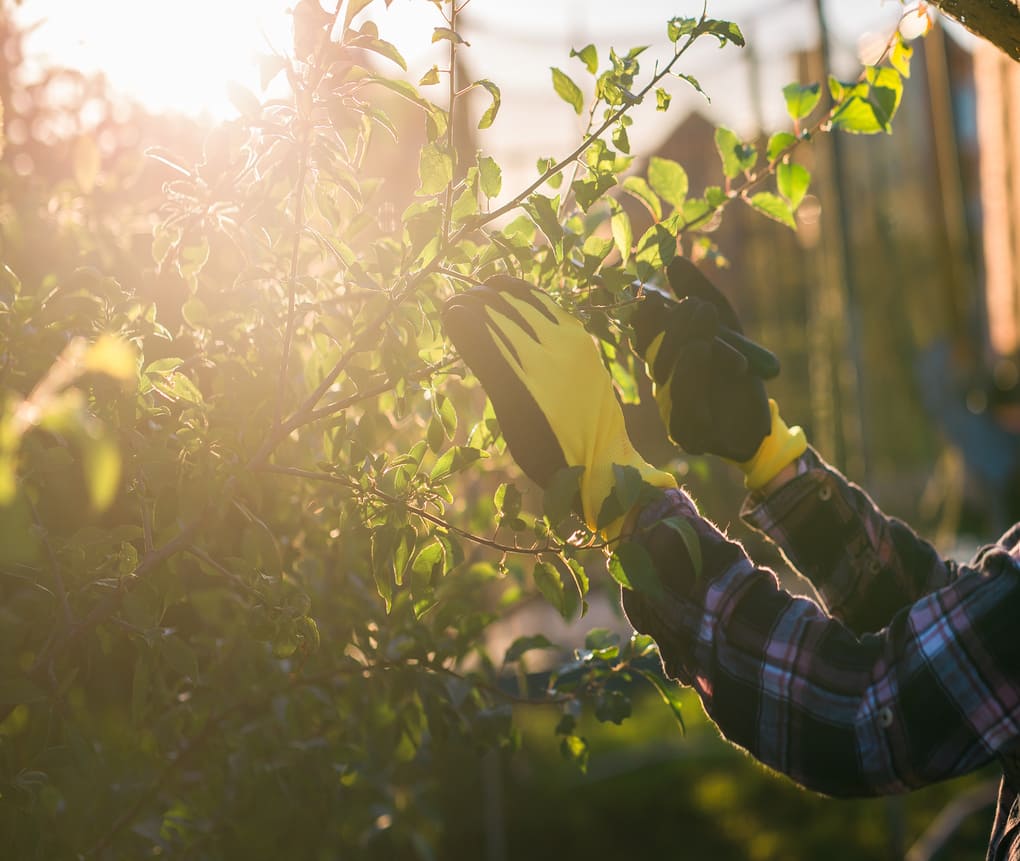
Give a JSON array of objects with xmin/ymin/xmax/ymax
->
[{"xmin": 12, "ymin": 1, "xmax": 960, "ymax": 193}]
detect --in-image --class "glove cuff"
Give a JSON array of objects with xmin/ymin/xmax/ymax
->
[{"xmin": 737, "ymin": 400, "xmax": 807, "ymax": 490}]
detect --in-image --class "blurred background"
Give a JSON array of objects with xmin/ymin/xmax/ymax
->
[{"xmin": 3, "ymin": 1, "xmax": 1019, "ymax": 858}]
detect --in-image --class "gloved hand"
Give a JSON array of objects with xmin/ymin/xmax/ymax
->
[
  {"xmin": 631, "ymin": 258, "xmax": 806, "ymax": 490},
  {"xmin": 442, "ymin": 275, "xmax": 676, "ymax": 540}
]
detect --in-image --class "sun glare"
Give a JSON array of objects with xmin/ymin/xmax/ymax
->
[{"xmin": 15, "ymin": 1, "xmax": 438, "ymax": 119}]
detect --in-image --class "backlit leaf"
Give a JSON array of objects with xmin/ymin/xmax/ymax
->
[
  {"xmin": 777, "ymin": 162, "xmax": 810, "ymax": 210},
  {"xmin": 782, "ymin": 82, "xmax": 821, "ymax": 121},
  {"xmin": 647, "ymin": 157, "xmax": 687, "ymax": 210},
  {"xmin": 551, "ymin": 67, "xmax": 584, "ymax": 114},
  {"xmin": 748, "ymin": 192, "xmax": 796, "ymax": 229},
  {"xmin": 476, "ymin": 79, "xmax": 501, "ymax": 129}
]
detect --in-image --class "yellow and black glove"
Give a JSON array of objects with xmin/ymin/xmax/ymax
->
[
  {"xmin": 631, "ymin": 258, "xmax": 806, "ymax": 490},
  {"xmin": 442, "ymin": 276, "xmax": 676, "ymax": 540}
]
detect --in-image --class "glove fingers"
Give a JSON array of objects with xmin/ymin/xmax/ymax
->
[
  {"xmin": 651, "ymin": 301, "xmax": 718, "ymax": 383},
  {"xmin": 631, "ymin": 292, "xmax": 671, "ymax": 356},
  {"xmin": 666, "ymin": 258, "xmax": 743, "ymax": 333},
  {"xmin": 711, "ymin": 337, "xmax": 749, "ymax": 376},
  {"xmin": 664, "ymin": 341, "xmax": 715, "ymax": 453}
]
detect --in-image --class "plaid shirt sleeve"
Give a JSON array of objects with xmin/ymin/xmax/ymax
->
[
  {"xmin": 623, "ymin": 482, "xmax": 1020, "ymax": 799},
  {"xmin": 740, "ymin": 447, "xmax": 960, "ymax": 633}
]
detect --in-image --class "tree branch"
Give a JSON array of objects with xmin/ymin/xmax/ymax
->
[
  {"xmin": 257, "ymin": 463, "xmax": 560, "ymax": 556},
  {"xmin": 930, "ymin": 0, "xmax": 1020, "ymax": 61}
]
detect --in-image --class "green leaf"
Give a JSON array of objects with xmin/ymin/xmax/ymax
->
[
  {"xmin": 177, "ymin": 235, "xmax": 210, "ymax": 286},
  {"xmin": 357, "ymin": 36, "xmax": 406, "ymax": 71},
  {"xmin": 393, "ymin": 525, "xmax": 416, "ymax": 586},
  {"xmin": 418, "ymin": 65, "xmax": 440, "ymax": 86},
  {"xmin": 714, "ymin": 127, "xmax": 756, "ymax": 179},
  {"xmin": 371, "ymin": 529, "xmax": 395, "ymax": 612},
  {"xmin": 429, "ymin": 446, "xmax": 486, "ymax": 482},
  {"xmin": 698, "ymin": 19, "xmax": 745, "ymax": 47},
  {"xmin": 782, "ymin": 82, "xmax": 822, "ymax": 121},
  {"xmin": 494, "ymin": 482, "xmax": 522, "ymax": 518},
  {"xmin": 611, "ymin": 209, "xmax": 633, "ymax": 264},
  {"xmin": 608, "ymin": 541, "xmax": 663, "ymax": 599},
  {"xmin": 181, "ymin": 295, "xmax": 208, "ymax": 329},
  {"xmin": 612, "ymin": 122, "xmax": 630, "ymax": 154},
  {"xmin": 595, "ymin": 689, "xmax": 632, "ymax": 724},
  {"xmin": 149, "ymin": 371, "xmax": 205, "ymax": 406},
  {"xmin": 551, "ymin": 67, "xmax": 584, "ymax": 115},
  {"xmin": 568, "ymin": 557, "xmax": 590, "ymax": 602},
  {"xmin": 678, "ymin": 73, "xmax": 708, "ymax": 101},
  {"xmin": 634, "ymin": 223, "xmax": 676, "ymax": 276},
  {"xmin": 621, "ymin": 176, "xmax": 662, "ymax": 221},
  {"xmin": 657, "ymin": 516, "xmax": 702, "ymax": 578},
  {"xmin": 891, "ymin": 34, "xmax": 913, "ymax": 78},
  {"xmin": 478, "ymin": 154, "xmax": 502, "ymax": 198},
  {"xmin": 582, "ymin": 234, "xmax": 612, "ymax": 267},
  {"xmin": 777, "ymin": 162, "xmax": 810, "ymax": 210},
  {"xmin": 655, "ymin": 87, "xmax": 672, "ymax": 111},
  {"xmin": 505, "ymin": 634, "xmax": 555, "ymax": 664},
  {"xmin": 432, "ymin": 392, "xmax": 457, "ymax": 438},
  {"xmin": 647, "ymin": 157, "xmax": 688, "ymax": 210},
  {"xmin": 766, "ymin": 131, "xmax": 797, "ymax": 163},
  {"xmin": 748, "ymin": 192, "xmax": 797, "ymax": 229},
  {"xmin": 583, "ymin": 629, "xmax": 617, "ymax": 653},
  {"xmin": 411, "ymin": 538, "xmax": 446, "ymax": 586},
  {"xmin": 534, "ymin": 560, "xmax": 569, "ymax": 619},
  {"xmin": 417, "ymin": 144, "xmax": 454, "ymax": 196},
  {"xmin": 830, "ymin": 96, "xmax": 885, "ymax": 134},
  {"xmin": 611, "ymin": 464, "xmax": 645, "ymax": 516},
  {"xmin": 523, "ymin": 193, "xmax": 564, "ymax": 260},
  {"xmin": 432, "ymin": 26, "xmax": 467, "ymax": 45},
  {"xmin": 828, "ymin": 76, "xmax": 867, "ymax": 104},
  {"xmin": 344, "ymin": 0, "xmax": 373, "ymax": 32},
  {"xmin": 667, "ymin": 16, "xmax": 697, "ymax": 42},
  {"xmin": 866, "ymin": 67, "xmax": 904, "ymax": 128},
  {"xmin": 543, "ymin": 464, "xmax": 584, "ymax": 526},
  {"xmin": 572, "ymin": 173, "xmax": 617, "ymax": 212},
  {"xmin": 571, "ymin": 44, "xmax": 598, "ymax": 75},
  {"xmin": 476, "ymin": 79, "xmax": 501, "ymax": 129},
  {"xmin": 636, "ymin": 667, "xmax": 686, "ymax": 732},
  {"xmin": 560, "ymin": 734, "xmax": 589, "ymax": 772}
]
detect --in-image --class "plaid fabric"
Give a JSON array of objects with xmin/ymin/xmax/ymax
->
[{"xmin": 623, "ymin": 449, "xmax": 1020, "ymax": 857}]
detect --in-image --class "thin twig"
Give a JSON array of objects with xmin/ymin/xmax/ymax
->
[
  {"xmin": 457, "ymin": 24, "xmax": 706, "ymax": 237},
  {"xmin": 257, "ymin": 463, "xmax": 559, "ymax": 557},
  {"xmin": 272, "ymin": 1, "xmax": 346, "ymax": 432},
  {"xmin": 441, "ymin": 0, "xmax": 459, "ymax": 241},
  {"xmin": 301, "ymin": 356, "xmax": 457, "ymax": 425},
  {"xmin": 248, "ymin": 258, "xmax": 443, "ymax": 467}
]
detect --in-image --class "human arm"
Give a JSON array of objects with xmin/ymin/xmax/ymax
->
[
  {"xmin": 631, "ymin": 259, "xmax": 957, "ymax": 631},
  {"xmin": 624, "ymin": 487, "xmax": 1020, "ymax": 798},
  {"xmin": 741, "ymin": 447, "xmax": 961, "ymax": 634}
]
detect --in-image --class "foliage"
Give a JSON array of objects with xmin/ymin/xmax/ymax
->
[{"xmin": 0, "ymin": 1, "xmax": 918, "ymax": 857}]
